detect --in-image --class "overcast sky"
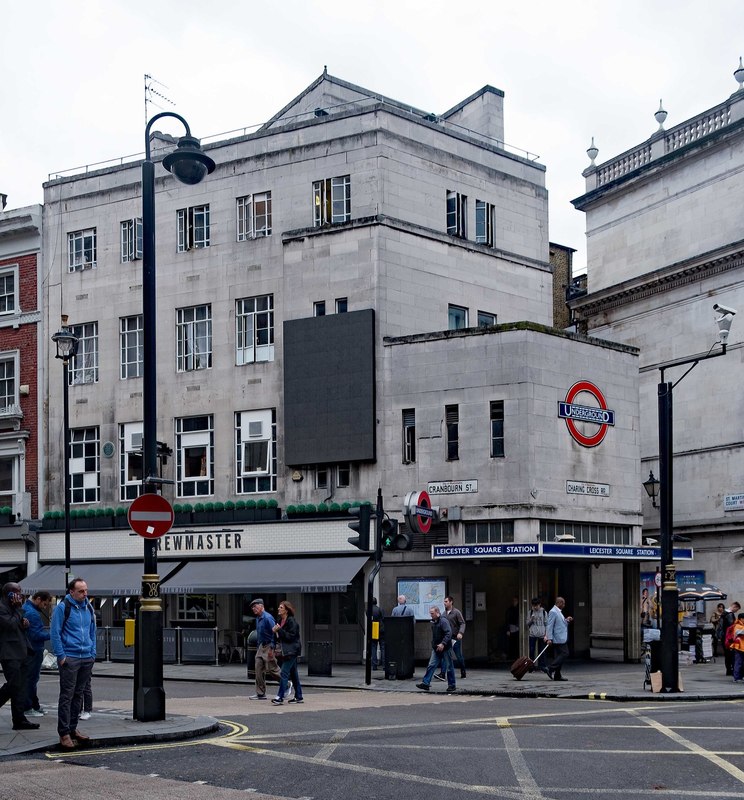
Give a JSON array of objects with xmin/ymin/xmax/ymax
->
[{"xmin": 3, "ymin": 1, "xmax": 743, "ymax": 268}]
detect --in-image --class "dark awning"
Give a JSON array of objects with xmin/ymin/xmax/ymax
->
[
  {"xmin": 21, "ymin": 562, "xmax": 182, "ymax": 596},
  {"xmin": 160, "ymin": 555, "xmax": 368, "ymax": 594}
]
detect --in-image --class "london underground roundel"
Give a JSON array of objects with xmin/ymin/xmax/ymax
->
[{"xmin": 558, "ymin": 380, "xmax": 615, "ymax": 448}]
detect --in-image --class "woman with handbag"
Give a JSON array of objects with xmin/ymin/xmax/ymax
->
[{"xmin": 271, "ymin": 601, "xmax": 304, "ymax": 706}]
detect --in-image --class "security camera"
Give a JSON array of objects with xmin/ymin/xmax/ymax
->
[{"xmin": 713, "ymin": 303, "xmax": 737, "ymax": 316}]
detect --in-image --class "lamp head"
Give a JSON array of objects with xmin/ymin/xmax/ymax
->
[
  {"xmin": 51, "ymin": 327, "xmax": 79, "ymax": 361},
  {"xmin": 162, "ymin": 135, "xmax": 215, "ymax": 185},
  {"xmin": 643, "ymin": 470, "xmax": 659, "ymax": 507}
]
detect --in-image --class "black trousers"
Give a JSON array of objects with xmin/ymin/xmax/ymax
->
[
  {"xmin": 549, "ymin": 642, "xmax": 569, "ymax": 676},
  {"xmin": 0, "ymin": 658, "xmax": 29, "ymax": 724}
]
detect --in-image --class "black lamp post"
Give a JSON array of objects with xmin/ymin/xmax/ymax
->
[
  {"xmin": 51, "ymin": 319, "xmax": 79, "ymax": 596},
  {"xmin": 135, "ymin": 113, "xmax": 215, "ymax": 723},
  {"xmin": 649, "ymin": 305, "xmax": 735, "ymax": 692}
]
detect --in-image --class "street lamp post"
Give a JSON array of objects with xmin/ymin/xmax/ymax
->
[
  {"xmin": 650, "ymin": 305, "xmax": 735, "ymax": 692},
  {"xmin": 135, "ymin": 113, "xmax": 214, "ymax": 722},
  {"xmin": 51, "ymin": 319, "xmax": 79, "ymax": 596}
]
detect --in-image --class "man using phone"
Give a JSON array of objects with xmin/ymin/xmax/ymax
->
[{"xmin": 0, "ymin": 582, "xmax": 39, "ymax": 730}]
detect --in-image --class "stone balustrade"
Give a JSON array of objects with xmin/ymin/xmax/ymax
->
[{"xmin": 585, "ymin": 91, "xmax": 744, "ymax": 191}]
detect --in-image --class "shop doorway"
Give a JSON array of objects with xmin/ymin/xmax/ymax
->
[{"xmin": 309, "ymin": 586, "xmax": 362, "ymax": 664}]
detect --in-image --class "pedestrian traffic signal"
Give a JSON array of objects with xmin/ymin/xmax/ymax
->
[
  {"xmin": 347, "ymin": 504, "xmax": 373, "ymax": 551},
  {"xmin": 381, "ymin": 518, "xmax": 412, "ymax": 551}
]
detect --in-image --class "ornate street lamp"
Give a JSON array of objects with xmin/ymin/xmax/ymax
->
[
  {"xmin": 51, "ymin": 318, "xmax": 79, "ymax": 595},
  {"xmin": 643, "ymin": 471, "xmax": 660, "ymax": 508},
  {"xmin": 135, "ymin": 114, "xmax": 214, "ymax": 723}
]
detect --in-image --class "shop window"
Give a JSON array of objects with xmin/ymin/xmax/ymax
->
[{"xmin": 176, "ymin": 594, "xmax": 216, "ymax": 622}]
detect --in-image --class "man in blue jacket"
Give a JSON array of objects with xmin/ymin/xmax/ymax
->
[
  {"xmin": 50, "ymin": 578, "xmax": 95, "ymax": 750},
  {"xmin": 22, "ymin": 590, "xmax": 51, "ymax": 717}
]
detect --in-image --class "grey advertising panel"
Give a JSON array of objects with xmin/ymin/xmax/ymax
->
[{"xmin": 283, "ymin": 309, "xmax": 376, "ymax": 465}]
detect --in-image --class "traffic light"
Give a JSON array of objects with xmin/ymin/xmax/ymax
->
[
  {"xmin": 381, "ymin": 518, "xmax": 412, "ymax": 551},
  {"xmin": 347, "ymin": 504, "xmax": 372, "ymax": 551}
]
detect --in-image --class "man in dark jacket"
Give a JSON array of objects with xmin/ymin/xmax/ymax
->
[
  {"xmin": 22, "ymin": 590, "xmax": 51, "ymax": 716},
  {"xmin": 0, "ymin": 582, "xmax": 39, "ymax": 730},
  {"xmin": 416, "ymin": 606, "xmax": 456, "ymax": 693}
]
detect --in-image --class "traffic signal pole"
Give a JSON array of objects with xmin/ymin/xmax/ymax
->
[{"xmin": 364, "ymin": 489, "xmax": 384, "ymax": 686}]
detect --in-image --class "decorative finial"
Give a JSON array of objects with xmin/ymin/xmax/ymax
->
[
  {"xmin": 586, "ymin": 137, "xmax": 599, "ymax": 166},
  {"xmin": 735, "ymin": 57, "xmax": 744, "ymax": 92},
  {"xmin": 654, "ymin": 99, "xmax": 668, "ymax": 132},
  {"xmin": 323, "ymin": 65, "xmax": 328, "ymax": 76}
]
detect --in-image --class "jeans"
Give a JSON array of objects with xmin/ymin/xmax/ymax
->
[
  {"xmin": 734, "ymin": 650, "xmax": 744, "ymax": 681},
  {"xmin": 371, "ymin": 638, "xmax": 386, "ymax": 669},
  {"xmin": 440, "ymin": 639, "xmax": 466, "ymax": 674},
  {"xmin": 0, "ymin": 658, "xmax": 28, "ymax": 724},
  {"xmin": 276, "ymin": 656, "xmax": 302, "ymax": 701},
  {"xmin": 57, "ymin": 656, "xmax": 94, "ymax": 736},
  {"xmin": 254, "ymin": 643, "xmax": 281, "ymax": 696},
  {"xmin": 422, "ymin": 648, "xmax": 455, "ymax": 687},
  {"xmin": 24, "ymin": 649, "xmax": 44, "ymax": 711}
]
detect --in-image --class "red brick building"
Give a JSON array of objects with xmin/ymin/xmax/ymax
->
[{"xmin": 0, "ymin": 204, "xmax": 42, "ymax": 527}]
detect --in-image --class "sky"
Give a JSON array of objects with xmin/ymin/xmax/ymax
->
[{"xmin": 3, "ymin": 0, "xmax": 743, "ymax": 269}]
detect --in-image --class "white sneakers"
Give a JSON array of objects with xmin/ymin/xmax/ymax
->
[{"xmin": 79, "ymin": 711, "xmax": 91, "ymax": 720}]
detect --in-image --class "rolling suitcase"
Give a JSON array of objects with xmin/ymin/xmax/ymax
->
[{"xmin": 510, "ymin": 644, "xmax": 550, "ymax": 680}]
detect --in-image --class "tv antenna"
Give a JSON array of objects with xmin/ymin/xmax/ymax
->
[{"xmin": 144, "ymin": 74, "xmax": 176, "ymax": 125}]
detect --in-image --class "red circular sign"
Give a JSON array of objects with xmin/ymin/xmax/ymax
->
[
  {"xmin": 563, "ymin": 380, "xmax": 611, "ymax": 448},
  {"xmin": 128, "ymin": 494, "xmax": 174, "ymax": 539},
  {"xmin": 414, "ymin": 490, "xmax": 432, "ymax": 535}
]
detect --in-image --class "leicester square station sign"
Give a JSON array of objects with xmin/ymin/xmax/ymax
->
[{"xmin": 558, "ymin": 380, "xmax": 615, "ymax": 448}]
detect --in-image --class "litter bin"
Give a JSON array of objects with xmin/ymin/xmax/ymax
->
[
  {"xmin": 245, "ymin": 630, "xmax": 257, "ymax": 679},
  {"xmin": 307, "ymin": 641, "xmax": 332, "ymax": 676},
  {"xmin": 383, "ymin": 615, "xmax": 415, "ymax": 679}
]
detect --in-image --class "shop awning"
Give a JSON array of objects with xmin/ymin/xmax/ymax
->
[
  {"xmin": 160, "ymin": 555, "xmax": 368, "ymax": 594},
  {"xmin": 21, "ymin": 562, "xmax": 182, "ymax": 596}
]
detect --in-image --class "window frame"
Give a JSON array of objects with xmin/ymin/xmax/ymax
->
[
  {"xmin": 235, "ymin": 295, "xmax": 274, "ymax": 365},
  {"xmin": 176, "ymin": 594, "xmax": 216, "ymax": 622},
  {"xmin": 448, "ymin": 304, "xmax": 468, "ymax": 330},
  {"xmin": 477, "ymin": 311, "xmax": 497, "ymax": 327},
  {"xmin": 402, "ymin": 408, "xmax": 416, "ymax": 464},
  {"xmin": 336, "ymin": 463, "xmax": 351, "ymax": 488},
  {"xmin": 120, "ymin": 315, "xmax": 143, "ymax": 379},
  {"xmin": 177, "ymin": 205, "xmax": 210, "ymax": 252},
  {"xmin": 314, "ymin": 301, "xmax": 326, "ymax": 317},
  {"xmin": 69, "ymin": 426, "xmax": 100, "ymax": 504},
  {"xmin": 68, "ymin": 322, "xmax": 98, "ymax": 385},
  {"xmin": 445, "ymin": 404, "xmax": 459, "ymax": 461},
  {"xmin": 446, "ymin": 191, "xmax": 467, "ymax": 238},
  {"xmin": 67, "ymin": 228, "xmax": 97, "ymax": 272},
  {"xmin": 335, "ymin": 297, "xmax": 348, "ymax": 314},
  {"xmin": 176, "ymin": 415, "xmax": 214, "ymax": 498},
  {"xmin": 475, "ymin": 199, "xmax": 494, "ymax": 247},
  {"xmin": 176, "ymin": 305, "xmax": 212, "ymax": 372},
  {"xmin": 313, "ymin": 175, "xmax": 351, "ymax": 226},
  {"xmin": 235, "ymin": 409, "xmax": 277, "ymax": 494},
  {"xmin": 120, "ymin": 218, "xmax": 143, "ymax": 262},
  {"xmin": 490, "ymin": 400, "xmax": 505, "ymax": 458},
  {"xmin": 0, "ymin": 265, "xmax": 18, "ymax": 315},
  {"xmin": 119, "ymin": 422, "xmax": 144, "ymax": 501},
  {"xmin": 236, "ymin": 192, "xmax": 272, "ymax": 240}
]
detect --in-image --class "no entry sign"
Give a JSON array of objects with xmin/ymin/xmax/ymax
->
[{"xmin": 128, "ymin": 494, "xmax": 175, "ymax": 539}]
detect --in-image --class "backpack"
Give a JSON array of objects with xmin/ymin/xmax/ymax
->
[
  {"xmin": 61, "ymin": 597, "xmax": 94, "ymax": 632},
  {"xmin": 725, "ymin": 623, "xmax": 738, "ymax": 650}
]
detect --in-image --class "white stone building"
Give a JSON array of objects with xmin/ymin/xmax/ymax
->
[
  {"xmin": 572, "ymin": 69, "xmax": 744, "ymax": 608},
  {"xmin": 19, "ymin": 72, "xmax": 646, "ymax": 664}
]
